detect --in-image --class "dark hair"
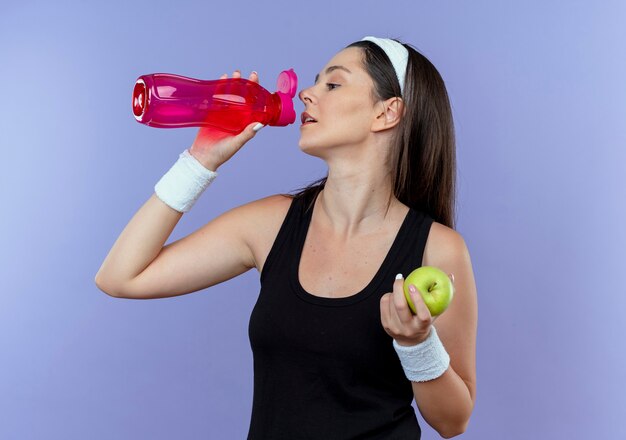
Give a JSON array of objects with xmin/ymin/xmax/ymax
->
[{"xmin": 281, "ymin": 38, "xmax": 457, "ymax": 229}]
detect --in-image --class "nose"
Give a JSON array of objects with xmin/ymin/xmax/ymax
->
[{"xmin": 298, "ymin": 87, "xmax": 313, "ymax": 104}]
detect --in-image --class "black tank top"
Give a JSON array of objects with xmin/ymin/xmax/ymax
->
[{"xmin": 247, "ymin": 190, "xmax": 434, "ymax": 439}]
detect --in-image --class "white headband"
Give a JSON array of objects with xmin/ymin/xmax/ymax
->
[{"xmin": 360, "ymin": 36, "xmax": 409, "ymax": 96}]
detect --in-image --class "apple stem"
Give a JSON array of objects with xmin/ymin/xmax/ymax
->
[{"xmin": 428, "ymin": 282, "xmax": 437, "ymax": 293}]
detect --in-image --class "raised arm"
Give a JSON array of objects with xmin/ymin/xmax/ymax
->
[
  {"xmin": 95, "ymin": 68, "xmax": 267, "ymax": 299},
  {"xmin": 95, "ymin": 193, "xmax": 277, "ymax": 300}
]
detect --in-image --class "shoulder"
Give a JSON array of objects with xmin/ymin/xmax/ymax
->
[
  {"xmin": 252, "ymin": 193, "xmax": 294, "ymax": 222},
  {"xmin": 235, "ymin": 193, "xmax": 293, "ymax": 231},
  {"xmin": 237, "ymin": 193, "xmax": 294, "ymax": 252},
  {"xmin": 423, "ymin": 221, "xmax": 469, "ymax": 267}
]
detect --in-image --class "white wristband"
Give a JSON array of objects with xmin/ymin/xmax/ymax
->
[
  {"xmin": 154, "ymin": 148, "xmax": 218, "ymax": 213},
  {"xmin": 393, "ymin": 325, "xmax": 450, "ymax": 382}
]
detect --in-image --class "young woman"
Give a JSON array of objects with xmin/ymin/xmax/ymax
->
[{"xmin": 96, "ymin": 36, "xmax": 477, "ymax": 439}]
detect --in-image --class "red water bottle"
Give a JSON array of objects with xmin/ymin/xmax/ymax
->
[{"xmin": 132, "ymin": 69, "xmax": 298, "ymax": 134}]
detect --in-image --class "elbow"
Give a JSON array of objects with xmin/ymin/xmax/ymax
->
[
  {"xmin": 438, "ymin": 422, "xmax": 468, "ymax": 439},
  {"xmin": 439, "ymin": 428, "xmax": 464, "ymax": 439},
  {"xmin": 94, "ymin": 275, "xmax": 123, "ymax": 298},
  {"xmin": 438, "ymin": 387, "xmax": 475, "ymax": 438}
]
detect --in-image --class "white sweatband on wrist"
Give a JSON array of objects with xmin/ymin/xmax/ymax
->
[
  {"xmin": 154, "ymin": 148, "xmax": 218, "ymax": 213},
  {"xmin": 393, "ymin": 325, "xmax": 450, "ymax": 382}
]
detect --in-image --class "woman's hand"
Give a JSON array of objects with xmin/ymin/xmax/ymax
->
[
  {"xmin": 189, "ymin": 69, "xmax": 263, "ymax": 171},
  {"xmin": 380, "ymin": 273, "xmax": 455, "ymax": 346}
]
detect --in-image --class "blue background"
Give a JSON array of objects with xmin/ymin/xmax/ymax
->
[{"xmin": 1, "ymin": 0, "xmax": 625, "ymax": 438}]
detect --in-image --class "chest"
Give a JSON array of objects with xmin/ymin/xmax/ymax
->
[{"xmin": 296, "ymin": 224, "xmax": 398, "ymax": 299}]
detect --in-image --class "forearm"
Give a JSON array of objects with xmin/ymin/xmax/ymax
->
[
  {"xmin": 411, "ymin": 365, "xmax": 473, "ymax": 438},
  {"xmin": 95, "ymin": 193, "xmax": 183, "ymax": 287}
]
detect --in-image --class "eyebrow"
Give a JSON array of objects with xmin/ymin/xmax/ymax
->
[{"xmin": 314, "ymin": 65, "xmax": 352, "ymax": 84}]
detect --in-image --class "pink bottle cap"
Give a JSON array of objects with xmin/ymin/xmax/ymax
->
[
  {"xmin": 277, "ymin": 68, "xmax": 298, "ymax": 96},
  {"xmin": 274, "ymin": 68, "xmax": 298, "ymax": 126}
]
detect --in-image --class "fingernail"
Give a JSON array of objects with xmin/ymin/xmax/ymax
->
[
  {"xmin": 251, "ymin": 70, "xmax": 258, "ymax": 75},
  {"xmin": 395, "ymin": 273, "xmax": 403, "ymax": 280},
  {"xmin": 451, "ymin": 273, "xmax": 455, "ymax": 283},
  {"xmin": 409, "ymin": 284, "xmax": 416, "ymax": 293},
  {"xmin": 252, "ymin": 123, "xmax": 264, "ymax": 132}
]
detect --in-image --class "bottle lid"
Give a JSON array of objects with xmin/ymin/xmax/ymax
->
[
  {"xmin": 132, "ymin": 78, "xmax": 148, "ymax": 120},
  {"xmin": 274, "ymin": 68, "xmax": 298, "ymax": 126},
  {"xmin": 276, "ymin": 68, "xmax": 298, "ymax": 96}
]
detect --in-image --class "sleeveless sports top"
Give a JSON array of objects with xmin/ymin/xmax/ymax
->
[{"xmin": 247, "ymin": 190, "xmax": 434, "ymax": 439}]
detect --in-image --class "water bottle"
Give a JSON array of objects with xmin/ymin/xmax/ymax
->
[{"xmin": 132, "ymin": 68, "xmax": 298, "ymax": 134}]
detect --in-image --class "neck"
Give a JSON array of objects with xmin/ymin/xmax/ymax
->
[{"xmin": 316, "ymin": 167, "xmax": 399, "ymax": 239}]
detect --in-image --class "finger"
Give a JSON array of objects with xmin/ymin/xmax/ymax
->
[
  {"xmin": 220, "ymin": 73, "xmax": 228, "ymax": 79},
  {"xmin": 380, "ymin": 293, "xmax": 391, "ymax": 331},
  {"xmin": 233, "ymin": 69, "xmax": 241, "ymax": 78},
  {"xmin": 392, "ymin": 275, "xmax": 414, "ymax": 325},
  {"xmin": 407, "ymin": 283, "xmax": 434, "ymax": 324},
  {"xmin": 388, "ymin": 286, "xmax": 407, "ymax": 333},
  {"xmin": 249, "ymin": 70, "xmax": 258, "ymax": 82},
  {"xmin": 241, "ymin": 121, "xmax": 264, "ymax": 137}
]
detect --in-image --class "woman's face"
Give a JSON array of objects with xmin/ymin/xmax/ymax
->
[{"xmin": 298, "ymin": 47, "xmax": 379, "ymax": 154}]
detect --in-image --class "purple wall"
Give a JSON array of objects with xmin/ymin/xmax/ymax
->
[{"xmin": 1, "ymin": 1, "xmax": 624, "ymax": 438}]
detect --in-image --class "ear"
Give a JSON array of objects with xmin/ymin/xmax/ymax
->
[{"xmin": 371, "ymin": 97, "xmax": 404, "ymax": 132}]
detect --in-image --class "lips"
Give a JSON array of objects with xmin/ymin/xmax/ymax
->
[{"xmin": 301, "ymin": 111, "xmax": 318, "ymax": 125}]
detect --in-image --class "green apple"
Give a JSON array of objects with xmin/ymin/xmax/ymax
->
[{"xmin": 403, "ymin": 266, "xmax": 454, "ymax": 317}]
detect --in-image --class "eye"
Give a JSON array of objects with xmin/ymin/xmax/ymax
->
[{"xmin": 326, "ymin": 83, "xmax": 339, "ymax": 90}]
